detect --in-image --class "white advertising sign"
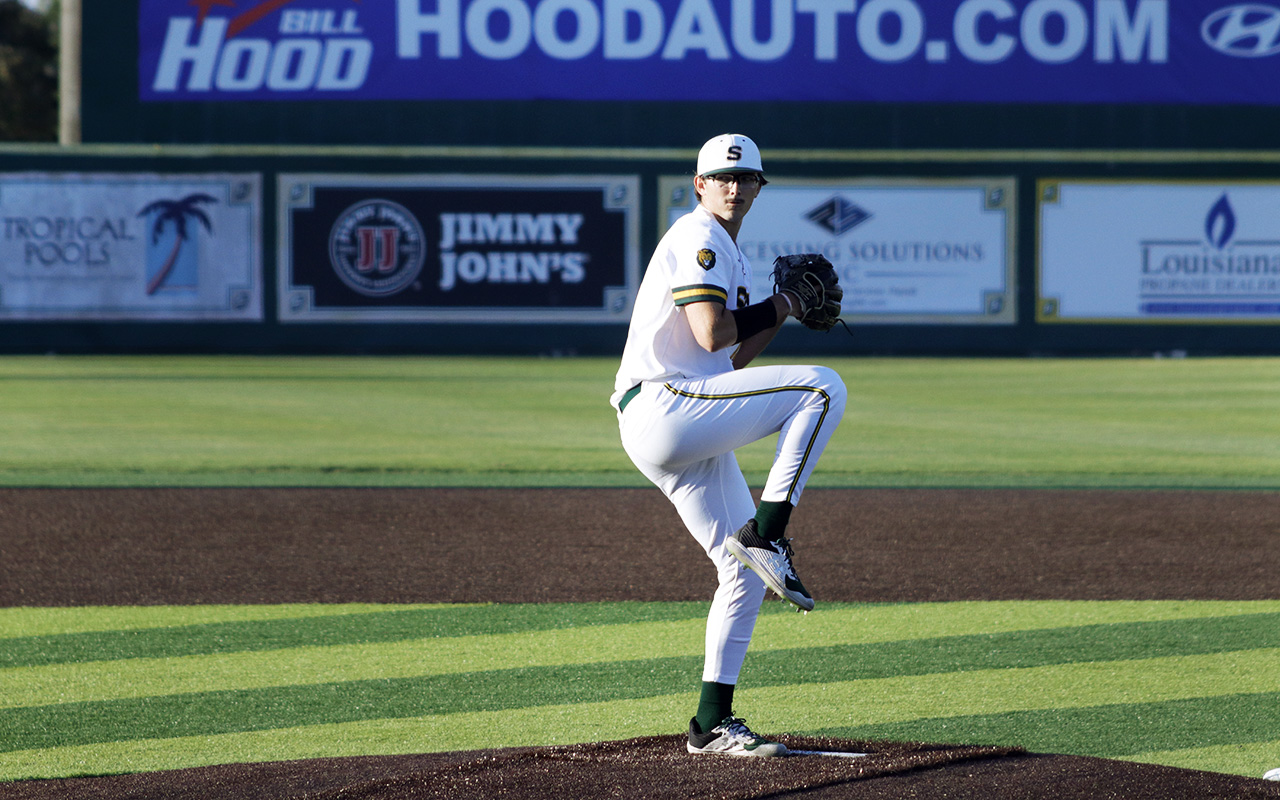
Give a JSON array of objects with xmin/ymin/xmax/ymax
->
[
  {"xmin": 0, "ymin": 174, "xmax": 262, "ymax": 320},
  {"xmin": 660, "ymin": 178, "xmax": 1015, "ymax": 323},
  {"xmin": 1039, "ymin": 181, "xmax": 1280, "ymax": 322}
]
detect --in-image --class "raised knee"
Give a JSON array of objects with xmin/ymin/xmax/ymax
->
[
  {"xmin": 814, "ymin": 366, "xmax": 846, "ymax": 404},
  {"xmin": 813, "ymin": 367, "xmax": 847, "ymax": 421}
]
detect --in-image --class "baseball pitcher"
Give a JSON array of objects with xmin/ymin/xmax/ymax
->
[{"xmin": 611, "ymin": 133, "xmax": 847, "ymax": 757}]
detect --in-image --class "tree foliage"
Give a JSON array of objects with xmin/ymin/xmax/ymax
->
[{"xmin": 0, "ymin": 0, "xmax": 57, "ymax": 141}]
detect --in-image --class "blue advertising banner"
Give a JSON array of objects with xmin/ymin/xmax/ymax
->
[{"xmin": 139, "ymin": 1, "xmax": 1280, "ymax": 104}]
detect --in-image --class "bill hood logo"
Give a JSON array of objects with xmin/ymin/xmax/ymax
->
[
  {"xmin": 138, "ymin": 193, "xmax": 217, "ymax": 295},
  {"xmin": 1202, "ymin": 4, "xmax": 1280, "ymax": 57},
  {"xmin": 153, "ymin": 0, "xmax": 370, "ymax": 93},
  {"xmin": 805, "ymin": 197, "xmax": 871, "ymax": 236},
  {"xmin": 1206, "ymin": 193, "xmax": 1237, "ymax": 249}
]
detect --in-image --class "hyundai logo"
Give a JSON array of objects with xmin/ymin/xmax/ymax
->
[{"xmin": 1202, "ymin": 4, "xmax": 1280, "ymax": 57}]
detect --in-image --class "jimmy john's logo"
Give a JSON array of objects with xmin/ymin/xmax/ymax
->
[
  {"xmin": 437, "ymin": 212, "xmax": 587, "ymax": 292},
  {"xmin": 697, "ymin": 248, "xmax": 717, "ymax": 270},
  {"xmin": 329, "ymin": 199, "xmax": 426, "ymax": 297}
]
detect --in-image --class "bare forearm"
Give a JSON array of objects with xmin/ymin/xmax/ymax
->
[
  {"xmin": 688, "ymin": 294, "xmax": 793, "ymax": 355},
  {"xmin": 686, "ymin": 301, "xmax": 739, "ymax": 352}
]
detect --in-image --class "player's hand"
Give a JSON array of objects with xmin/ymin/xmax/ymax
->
[{"xmin": 771, "ymin": 254, "xmax": 843, "ymax": 332}]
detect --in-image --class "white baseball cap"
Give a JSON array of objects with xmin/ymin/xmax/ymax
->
[{"xmin": 697, "ymin": 133, "xmax": 764, "ymax": 177}]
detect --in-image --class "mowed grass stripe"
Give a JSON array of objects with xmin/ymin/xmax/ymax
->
[
  {"xmin": 6, "ymin": 611, "xmax": 1277, "ymax": 711},
  {"xmin": 0, "ymin": 602, "xmax": 709, "ymax": 668},
  {"xmin": 0, "ymin": 694, "xmax": 693, "ymax": 782},
  {"xmin": 747, "ymin": 613, "xmax": 1280, "ymax": 685},
  {"xmin": 9, "ymin": 600, "xmax": 1278, "ymax": 668},
  {"xmin": 741, "ymin": 650, "xmax": 1280, "ymax": 731},
  {"xmin": 0, "ymin": 604, "xmax": 451, "ymax": 640},
  {"xmin": 10, "ymin": 603, "xmax": 1279, "ymax": 708},
  {"xmin": 1127, "ymin": 739, "xmax": 1280, "ymax": 778},
  {"xmin": 4, "ymin": 635, "xmax": 1276, "ymax": 753},
  {"xmin": 813, "ymin": 692, "xmax": 1280, "ymax": 760},
  {"xmin": 0, "ymin": 657, "xmax": 704, "ymax": 751},
  {"xmin": 0, "ymin": 618, "xmax": 707, "ymax": 709},
  {"xmin": 3, "ymin": 655, "xmax": 1276, "ymax": 780},
  {"xmin": 748, "ymin": 600, "xmax": 1280, "ymax": 653}
]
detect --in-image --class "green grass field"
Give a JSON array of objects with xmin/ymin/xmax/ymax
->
[
  {"xmin": 1, "ymin": 355, "xmax": 1277, "ymax": 782},
  {"xmin": 2, "ymin": 601, "xmax": 1278, "ymax": 781},
  {"xmin": 0, "ymin": 355, "xmax": 1276, "ymax": 488}
]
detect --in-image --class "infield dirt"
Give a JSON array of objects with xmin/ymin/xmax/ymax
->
[{"xmin": 2, "ymin": 487, "xmax": 1278, "ymax": 799}]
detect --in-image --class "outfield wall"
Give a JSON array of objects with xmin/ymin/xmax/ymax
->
[{"xmin": 2, "ymin": 143, "xmax": 1280, "ymax": 356}]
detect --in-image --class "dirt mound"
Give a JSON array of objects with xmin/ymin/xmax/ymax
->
[{"xmin": 6, "ymin": 738, "xmax": 1278, "ymax": 800}]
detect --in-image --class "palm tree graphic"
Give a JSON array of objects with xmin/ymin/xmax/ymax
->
[{"xmin": 138, "ymin": 193, "xmax": 218, "ymax": 295}]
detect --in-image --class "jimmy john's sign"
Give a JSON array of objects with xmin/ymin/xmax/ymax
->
[{"xmin": 279, "ymin": 175, "xmax": 638, "ymax": 322}]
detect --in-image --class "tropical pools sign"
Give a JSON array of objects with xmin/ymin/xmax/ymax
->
[{"xmin": 0, "ymin": 174, "xmax": 262, "ymax": 320}]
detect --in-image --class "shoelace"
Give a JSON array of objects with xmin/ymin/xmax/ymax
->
[
  {"xmin": 771, "ymin": 537, "xmax": 798, "ymax": 578},
  {"xmin": 719, "ymin": 717, "xmax": 761, "ymax": 742}
]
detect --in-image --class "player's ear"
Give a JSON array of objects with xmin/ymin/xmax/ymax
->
[{"xmin": 693, "ymin": 173, "xmax": 707, "ymax": 201}]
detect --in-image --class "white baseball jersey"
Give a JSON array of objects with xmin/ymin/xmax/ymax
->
[
  {"xmin": 612, "ymin": 204, "xmax": 753, "ymax": 408},
  {"xmin": 610, "ymin": 201, "xmax": 847, "ymax": 686}
]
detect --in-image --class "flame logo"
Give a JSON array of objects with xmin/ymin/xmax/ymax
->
[{"xmin": 1205, "ymin": 194, "xmax": 1236, "ymax": 250}]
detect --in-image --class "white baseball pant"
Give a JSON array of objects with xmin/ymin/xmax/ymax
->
[{"xmin": 618, "ymin": 363, "xmax": 846, "ymax": 684}]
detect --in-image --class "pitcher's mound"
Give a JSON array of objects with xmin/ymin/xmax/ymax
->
[{"xmin": 7, "ymin": 737, "xmax": 1280, "ymax": 800}]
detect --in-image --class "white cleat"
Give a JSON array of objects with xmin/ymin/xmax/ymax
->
[
  {"xmin": 726, "ymin": 519, "xmax": 814, "ymax": 613},
  {"xmin": 687, "ymin": 716, "xmax": 788, "ymax": 757}
]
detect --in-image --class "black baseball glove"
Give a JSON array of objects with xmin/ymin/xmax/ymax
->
[{"xmin": 771, "ymin": 253, "xmax": 844, "ymax": 332}]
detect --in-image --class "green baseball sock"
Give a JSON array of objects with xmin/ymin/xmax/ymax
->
[
  {"xmin": 754, "ymin": 500, "xmax": 793, "ymax": 542},
  {"xmin": 694, "ymin": 681, "xmax": 735, "ymax": 733}
]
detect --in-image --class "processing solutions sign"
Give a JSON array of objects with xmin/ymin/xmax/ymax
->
[
  {"xmin": 139, "ymin": 0, "xmax": 1280, "ymax": 104},
  {"xmin": 661, "ymin": 176, "xmax": 1016, "ymax": 323}
]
